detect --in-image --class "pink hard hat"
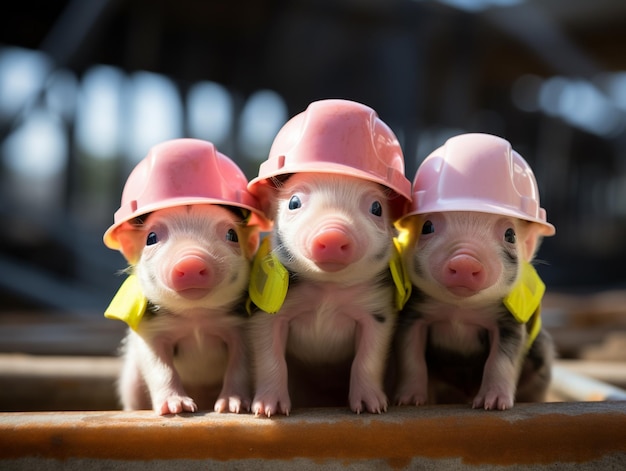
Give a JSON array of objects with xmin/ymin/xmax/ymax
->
[
  {"xmin": 247, "ymin": 99, "xmax": 412, "ymax": 220},
  {"xmin": 103, "ymin": 138, "xmax": 269, "ymax": 249},
  {"xmin": 400, "ymin": 133, "xmax": 555, "ymax": 236}
]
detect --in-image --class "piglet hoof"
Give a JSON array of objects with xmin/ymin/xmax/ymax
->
[
  {"xmin": 214, "ymin": 395, "xmax": 251, "ymax": 414},
  {"xmin": 252, "ymin": 394, "xmax": 291, "ymax": 418},
  {"xmin": 350, "ymin": 387, "xmax": 388, "ymax": 414},
  {"xmin": 395, "ymin": 391, "xmax": 428, "ymax": 407},
  {"xmin": 472, "ymin": 389, "xmax": 514, "ymax": 411},
  {"xmin": 396, "ymin": 388, "xmax": 428, "ymax": 406},
  {"xmin": 157, "ymin": 395, "xmax": 198, "ymax": 415}
]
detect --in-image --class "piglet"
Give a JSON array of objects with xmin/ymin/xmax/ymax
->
[
  {"xmin": 103, "ymin": 138, "xmax": 267, "ymax": 416},
  {"xmin": 394, "ymin": 133, "xmax": 556, "ymax": 410},
  {"xmin": 246, "ymin": 99, "xmax": 412, "ymax": 416},
  {"xmin": 109, "ymin": 204, "xmax": 259, "ymax": 415},
  {"xmin": 248, "ymin": 174, "xmax": 401, "ymax": 416}
]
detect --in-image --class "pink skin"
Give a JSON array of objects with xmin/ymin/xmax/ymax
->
[{"xmin": 114, "ymin": 205, "xmax": 257, "ymax": 416}]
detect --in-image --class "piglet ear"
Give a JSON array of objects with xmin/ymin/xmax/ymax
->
[
  {"xmin": 113, "ymin": 226, "xmax": 146, "ymax": 265},
  {"xmin": 239, "ymin": 225, "xmax": 261, "ymax": 261},
  {"xmin": 252, "ymin": 184, "xmax": 276, "ymax": 220},
  {"xmin": 521, "ymin": 222, "xmax": 545, "ymax": 262}
]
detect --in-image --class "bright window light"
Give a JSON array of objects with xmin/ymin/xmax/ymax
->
[
  {"xmin": 0, "ymin": 46, "xmax": 51, "ymax": 121},
  {"xmin": 122, "ymin": 71, "xmax": 184, "ymax": 164},
  {"xmin": 75, "ymin": 65, "xmax": 125, "ymax": 161},
  {"xmin": 2, "ymin": 108, "xmax": 67, "ymax": 179},
  {"xmin": 238, "ymin": 89, "xmax": 288, "ymax": 161},
  {"xmin": 187, "ymin": 81, "xmax": 234, "ymax": 146}
]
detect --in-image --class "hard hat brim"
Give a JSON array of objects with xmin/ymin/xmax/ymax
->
[
  {"xmin": 103, "ymin": 196, "xmax": 271, "ymax": 250},
  {"xmin": 247, "ymin": 162, "xmax": 412, "ymax": 221},
  {"xmin": 397, "ymin": 200, "xmax": 556, "ymax": 236}
]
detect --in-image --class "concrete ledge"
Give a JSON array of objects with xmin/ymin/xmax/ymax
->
[
  {"xmin": 0, "ymin": 354, "xmax": 121, "ymax": 411},
  {"xmin": 551, "ymin": 365, "xmax": 626, "ymax": 401},
  {"xmin": 1, "ymin": 402, "xmax": 625, "ymax": 470}
]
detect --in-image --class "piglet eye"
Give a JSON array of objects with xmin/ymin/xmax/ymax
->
[
  {"xmin": 504, "ymin": 228, "xmax": 516, "ymax": 244},
  {"xmin": 288, "ymin": 195, "xmax": 302, "ymax": 210},
  {"xmin": 226, "ymin": 228, "xmax": 239, "ymax": 243},
  {"xmin": 146, "ymin": 232, "xmax": 158, "ymax": 246},
  {"xmin": 422, "ymin": 220, "xmax": 434, "ymax": 235},
  {"xmin": 370, "ymin": 201, "xmax": 383, "ymax": 217}
]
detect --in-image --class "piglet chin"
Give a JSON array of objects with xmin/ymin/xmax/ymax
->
[
  {"xmin": 446, "ymin": 286, "xmax": 482, "ymax": 298},
  {"xmin": 313, "ymin": 261, "xmax": 350, "ymax": 273},
  {"xmin": 175, "ymin": 287, "xmax": 212, "ymax": 300}
]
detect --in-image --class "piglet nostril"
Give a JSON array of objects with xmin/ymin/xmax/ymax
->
[
  {"xmin": 443, "ymin": 254, "xmax": 487, "ymax": 293},
  {"xmin": 311, "ymin": 229, "xmax": 354, "ymax": 262},
  {"xmin": 170, "ymin": 256, "xmax": 213, "ymax": 292}
]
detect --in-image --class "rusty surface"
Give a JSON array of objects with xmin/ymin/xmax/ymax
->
[{"xmin": 0, "ymin": 402, "xmax": 625, "ymax": 468}]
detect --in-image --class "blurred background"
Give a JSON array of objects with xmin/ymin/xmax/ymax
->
[{"xmin": 1, "ymin": 0, "xmax": 626, "ymax": 359}]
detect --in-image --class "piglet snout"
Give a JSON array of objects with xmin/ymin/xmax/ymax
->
[
  {"xmin": 442, "ymin": 254, "xmax": 487, "ymax": 296},
  {"xmin": 170, "ymin": 255, "xmax": 214, "ymax": 297},
  {"xmin": 310, "ymin": 227, "xmax": 357, "ymax": 271}
]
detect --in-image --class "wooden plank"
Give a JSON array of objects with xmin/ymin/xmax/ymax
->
[{"xmin": 0, "ymin": 403, "xmax": 625, "ymax": 469}]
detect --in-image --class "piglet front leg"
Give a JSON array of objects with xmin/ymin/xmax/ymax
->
[
  {"xmin": 349, "ymin": 369, "xmax": 388, "ymax": 414},
  {"xmin": 134, "ymin": 335, "xmax": 198, "ymax": 415},
  {"xmin": 349, "ymin": 314, "xmax": 394, "ymax": 414},
  {"xmin": 251, "ymin": 317, "xmax": 291, "ymax": 417},
  {"xmin": 214, "ymin": 330, "xmax": 251, "ymax": 413},
  {"xmin": 157, "ymin": 393, "xmax": 197, "ymax": 415},
  {"xmin": 472, "ymin": 324, "xmax": 525, "ymax": 410},
  {"xmin": 152, "ymin": 378, "xmax": 197, "ymax": 415},
  {"xmin": 394, "ymin": 319, "xmax": 429, "ymax": 406}
]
